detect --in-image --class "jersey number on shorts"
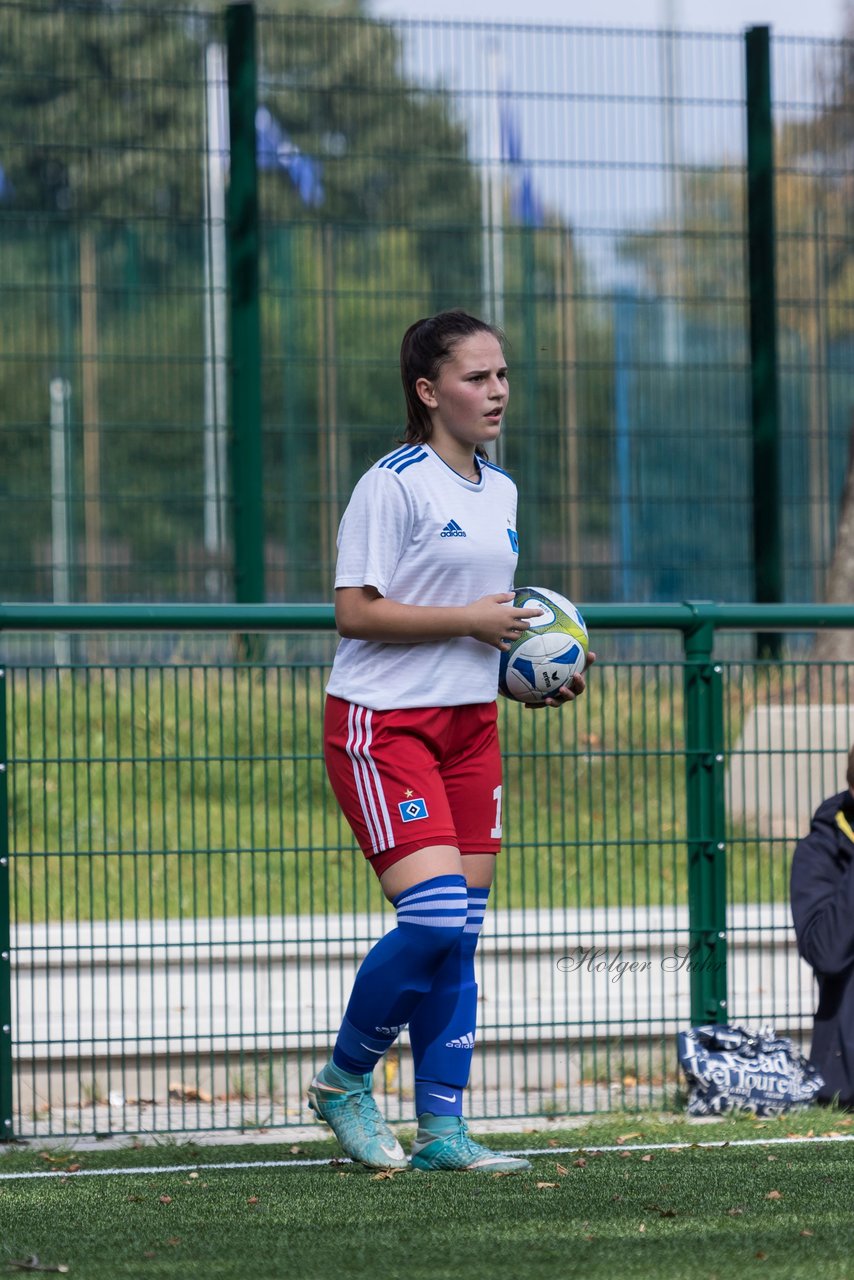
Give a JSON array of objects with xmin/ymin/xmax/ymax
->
[{"xmin": 490, "ymin": 785, "xmax": 503, "ymax": 840}]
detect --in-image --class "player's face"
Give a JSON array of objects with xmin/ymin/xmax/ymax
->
[{"xmin": 418, "ymin": 333, "xmax": 509, "ymax": 452}]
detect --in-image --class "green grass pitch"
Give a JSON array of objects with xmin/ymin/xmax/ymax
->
[{"xmin": 1, "ymin": 1112, "xmax": 853, "ymax": 1279}]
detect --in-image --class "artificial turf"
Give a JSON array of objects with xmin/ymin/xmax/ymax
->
[{"xmin": 1, "ymin": 1111, "xmax": 852, "ymax": 1279}]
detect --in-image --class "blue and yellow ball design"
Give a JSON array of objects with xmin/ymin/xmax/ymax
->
[{"xmin": 498, "ymin": 586, "xmax": 589, "ymax": 705}]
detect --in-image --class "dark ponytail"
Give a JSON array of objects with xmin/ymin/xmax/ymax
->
[{"xmin": 399, "ymin": 309, "xmax": 504, "ymax": 454}]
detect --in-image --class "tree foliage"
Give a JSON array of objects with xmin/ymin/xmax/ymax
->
[
  {"xmin": 617, "ymin": 34, "xmax": 854, "ymax": 614},
  {"xmin": 1, "ymin": 2, "xmax": 608, "ymax": 601}
]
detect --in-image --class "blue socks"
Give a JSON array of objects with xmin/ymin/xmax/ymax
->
[
  {"xmin": 332, "ymin": 875, "xmax": 468, "ymax": 1075},
  {"xmin": 330, "ymin": 877, "xmax": 491, "ymax": 1120},
  {"xmin": 410, "ymin": 886, "xmax": 490, "ymax": 1117}
]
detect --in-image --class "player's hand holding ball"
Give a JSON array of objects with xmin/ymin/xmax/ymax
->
[
  {"xmin": 498, "ymin": 586, "xmax": 594, "ymax": 707},
  {"xmin": 465, "ymin": 591, "xmax": 546, "ymax": 650}
]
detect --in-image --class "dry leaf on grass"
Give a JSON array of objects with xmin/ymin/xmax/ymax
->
[
  {"xmin": 536, "ymin": 1181, "xmax": 559, "ymax": 1189},
  {"xmin": 167, "ymin": 1080, "xmax": 212, "ymax": 1104},
  {"xmin": 573, "ymin": 1158, "xmax": 587, "ymax": 1168},
  {"xmin": 370, "ymin": 1169, "xmax": 404, "ymax": 1181},
  {"xmin": 616, "ymin": 1132, "xmax": 643, "ymax": 1144},
  {"xmin": 641, "ymin": 1154, "xmax": 653, "ymax": 1162},
  {"xmin": 765, "ymin": 1190, "xmax": 782, "ymax": 1201},
  {"xmin": 158, "ymin": 1194, "xmax": 173, "ymax": 1204},
  {"xmin": 800, "ymin": 1230, "xmax": 814, "ymax": 1237}
]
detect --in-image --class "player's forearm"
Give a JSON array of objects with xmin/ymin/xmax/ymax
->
[{"xmin": 335, "ymin": 593, "xmax": 472, "ymax": 644}]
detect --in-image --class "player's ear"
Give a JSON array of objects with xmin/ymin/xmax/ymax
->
[{"xmin": 415, "ymin": 376, "xmax": 438, "ymax": 409}]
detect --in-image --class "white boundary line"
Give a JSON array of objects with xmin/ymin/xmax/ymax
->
[{"xmin": 2, "ymin": 1132, "xmax": 854, "ymax": 1181}]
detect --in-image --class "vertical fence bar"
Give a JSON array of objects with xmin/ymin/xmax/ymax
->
[
  {"xmin": 0, "ymin": 665, "xmax": 12, "ymax": 1140},
  {"xmin": 227, "ymin": 1, "xmax": 265, "ymax": 608},
  {"xmin": 745, "ymin": 26, "xmax": 782, "ymax": 659},
  {"xmin": 683, "ymin": 614, "xmax": 728, "ymax": 1025}
]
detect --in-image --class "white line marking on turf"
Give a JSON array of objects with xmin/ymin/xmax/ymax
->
[
  {"xmin": 2, "ymin": 1132, "xmax": 854, "ymax": 1181},
  {"xmin": 0, "ymin": 1157, "xmax": 343, "ymax": 1180}
]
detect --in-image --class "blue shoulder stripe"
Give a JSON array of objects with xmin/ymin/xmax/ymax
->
[
  {"xmin": 377, "ymin": 444, "xmax": 427, "ymax": 473},
  {"xmin": 394, "ymin": 449, "xmax": 428, "ymax": 473},
  {"xmin": 377, "ymin": 443, "xmax": 415, "ymax": 469},
  {"xmin": 485, "ymin": 460, "xmax": 513, "ymax": 480}
]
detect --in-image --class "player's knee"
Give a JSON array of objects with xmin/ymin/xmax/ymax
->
[
  {"xmin": 394, "ymin": 873, "xmax": 468, "ymax": 964},
  {"xmin": 398, "ymin": 914, "xmax": 467, "ymax": 960}
]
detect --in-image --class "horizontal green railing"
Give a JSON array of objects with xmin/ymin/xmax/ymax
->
[
  {"xmin": 3, "ymin": 602, "xmax": 854, "ymax": 632},
  {"xmin": 1, "ymin": 602, "xmax": 853, "ymax": 1139}
]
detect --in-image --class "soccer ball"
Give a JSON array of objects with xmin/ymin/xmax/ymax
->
[{"xmin": 498, "ymin": 586, "xmax": 589, "ymax": 705}]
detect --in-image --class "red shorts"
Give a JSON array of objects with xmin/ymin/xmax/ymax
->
[{"xmin": 324, "ymin": 695, "xmax": 503, "ymax": 876}]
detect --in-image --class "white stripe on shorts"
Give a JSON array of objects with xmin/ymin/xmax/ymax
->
[{"xmin": 345, "ymin": 704, "xmax": 394, "ymax": 854}]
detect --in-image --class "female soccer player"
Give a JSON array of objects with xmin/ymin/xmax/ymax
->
[{"xmin": 309, "ymin": 309, "xmax": 591, "ymax": 1172}]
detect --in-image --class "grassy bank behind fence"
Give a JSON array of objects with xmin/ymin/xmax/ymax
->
[{"xmin": 5, "ymin": 659, "xmax": 813, "ymax": 923}]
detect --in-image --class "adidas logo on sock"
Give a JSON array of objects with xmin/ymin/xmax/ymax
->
[
  {"xmin": 445, "ymin": 1032, "xmax": 476, "ymax": 1048},
  {"xmin": 440, "ymin": 519, "xmax": 466, "ymax": 538}
]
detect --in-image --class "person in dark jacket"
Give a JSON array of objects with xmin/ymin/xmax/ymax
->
[{"xmin": 790, "ymin": 744, "xmax": 854, "ymax": 1108}]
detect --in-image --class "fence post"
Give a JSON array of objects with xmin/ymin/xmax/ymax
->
[
  {"xmin": 227, "ymin": 1, "xmax": 265, "ymax": 610},
  {"xmin": 0, "ymin": 665, "xmax": 12, "ymax": 1141},
  {"xmin": 745, "ymin": 26, "xmax": 782, "ymax": 660},
  {"xmin": 683, "ymin": 612, "xmax": 728, "ymax": 1025}
]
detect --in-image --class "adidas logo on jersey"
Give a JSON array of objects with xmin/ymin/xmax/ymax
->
[
  {"xmin": 440, "ymin": 519, "xmax": 467, "ymax": 538},
  {"xmin": 445, "ymin": 1032, "xmax": 476, "ymax": 1049}
]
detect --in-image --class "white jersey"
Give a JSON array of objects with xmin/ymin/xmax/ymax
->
[{"xmin": 326, "ymin": 442, "xmax": 519, "ymax": 710}]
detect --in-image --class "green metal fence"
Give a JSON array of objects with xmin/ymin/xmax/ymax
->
[
  {"xmin": 1, "ymin": 7, "xmax": 852, "ymax": 607},
  {"xmin": 1, "ymin": 602, "xmax": 852, "ymax": 1139}
]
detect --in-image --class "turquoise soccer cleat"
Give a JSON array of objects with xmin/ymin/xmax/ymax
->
[
  {"xmin": 307, "ymin": 1068, "xmax": 408, "ymax": 1170},
  {"xmin": 410, "ymin": 1115, "xmax": 531, "ymax": 1173}
]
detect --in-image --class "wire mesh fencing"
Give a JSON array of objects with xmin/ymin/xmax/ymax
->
[
  {"xmin": 1, "ymin": 7, "xmax": 852, "ymax": 605},
  {"xmin": 2, "ymin": 603, "xmax": 851, "ymax": 1137}
]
